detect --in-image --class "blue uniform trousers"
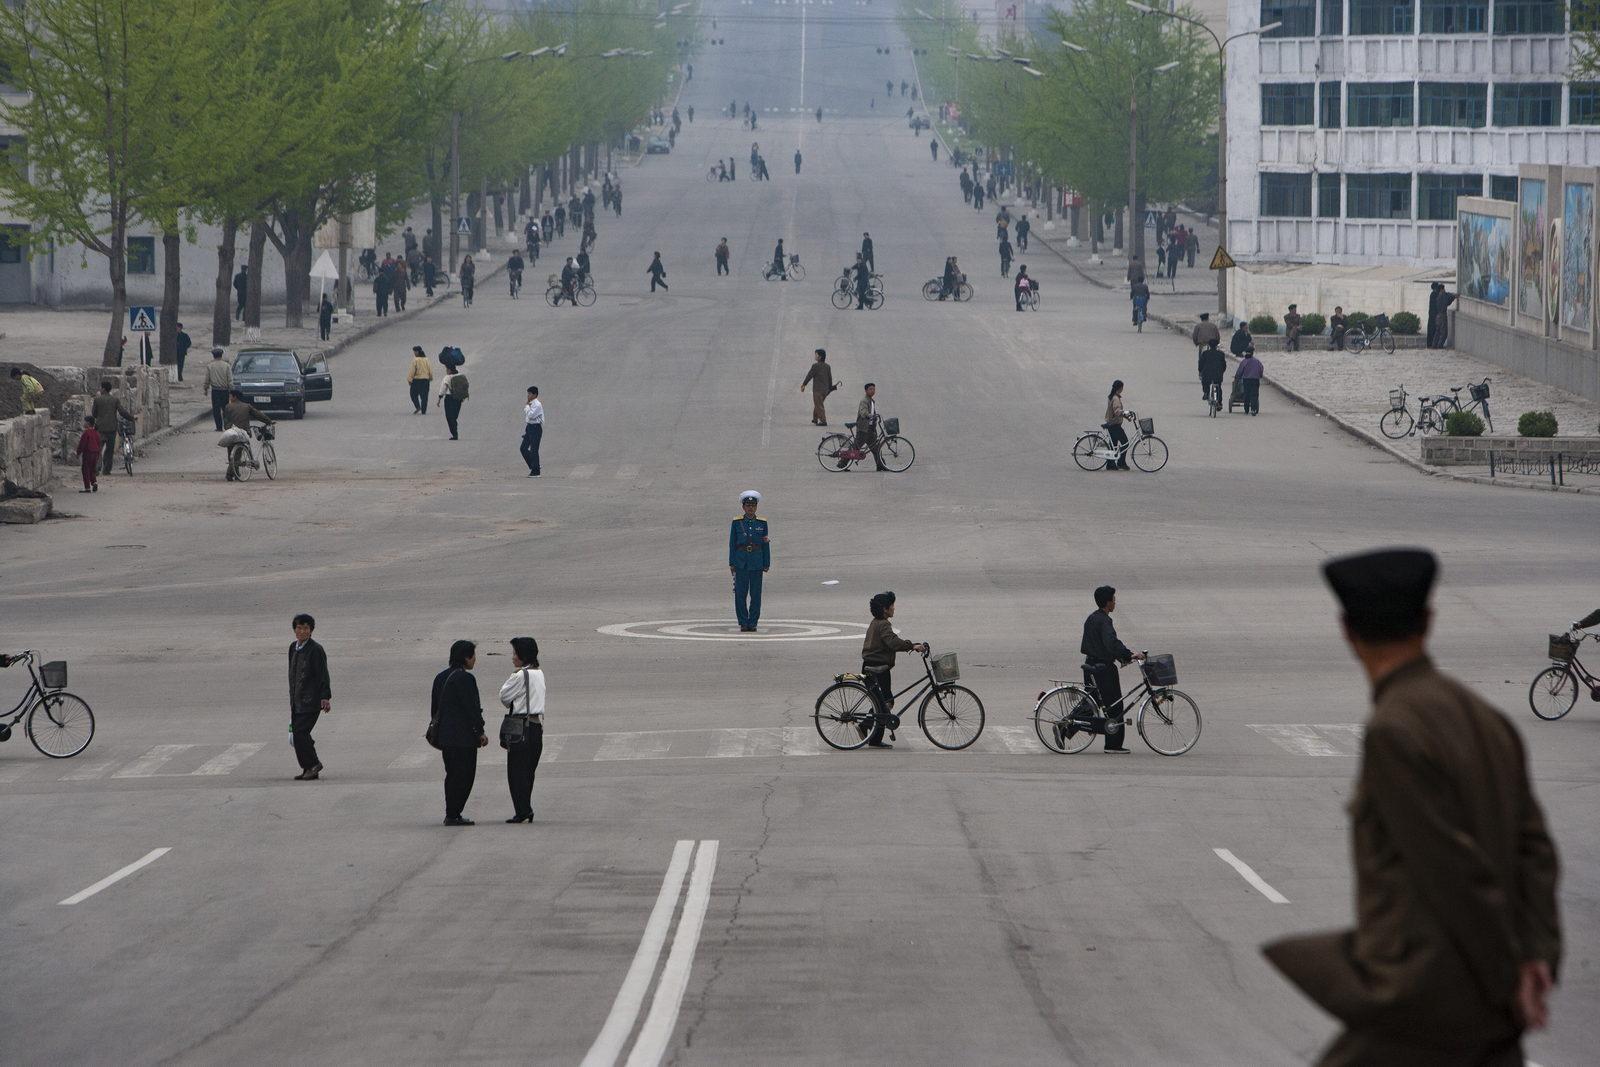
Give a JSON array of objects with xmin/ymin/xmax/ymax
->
[{"xmin": 733, "ymin": 569, "xmax": 763, "ymax": 629}]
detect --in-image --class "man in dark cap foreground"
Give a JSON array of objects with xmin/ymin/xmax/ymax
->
[{"xmin": 1264, "ymin": 548, "xmax": 1561, "ymax": 1066}]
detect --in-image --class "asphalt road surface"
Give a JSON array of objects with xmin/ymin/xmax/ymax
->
[{"xmin": 3, "ymin": 3, "xmax": 1597, "ymax": 1064}]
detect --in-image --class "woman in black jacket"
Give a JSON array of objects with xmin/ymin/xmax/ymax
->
[{"xmin": 432, "ymin": 640, "xmax": 487, "ymax": 825}]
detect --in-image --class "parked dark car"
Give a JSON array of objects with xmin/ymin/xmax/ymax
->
[{"xmin": 230, "ymin": 347, "xmax": 332, "ymax": 419}]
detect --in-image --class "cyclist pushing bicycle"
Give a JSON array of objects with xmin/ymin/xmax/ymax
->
[
  {"xmin": 1070, "ymin": 585, "xmax": 1145, "ymax": 753},
  {"xmin": 1198, "ymin": 338, "xmax": 1226, "ymax": 409},
  {"xmin": 861, "ymin": 592, "xmax": 929, "ymax": 748}
]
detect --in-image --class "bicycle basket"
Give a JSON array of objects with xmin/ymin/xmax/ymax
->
[
  {"xmin": 1142, "ymin": 654, "xmax": 1177, "ymax": 687},
  {"xmin": 789, "ymin": 254, "xmax": 801, "ymax": 265},
  {"xmin": 1138, "ymin": 417, "xmax": 1155, "ymax": 436},
  {"xmin": 1388, "ymin": 388, "xmax": 1406, "ymax": 411},
  {"xmin": 40, "ymin": 661, "xmax": 67, "ymax": 689},
  {"xmin": 1470, "ymin": 381, "xmax": 1491, "ymax": 402},
  {"xmin": 1549, "ymin": 634, "xmax": 1579, "ymax": 663},
  {"xmin": 883, "ymin": 417, "xmax": 900, "ymax": 436},
  {"xmin": 931, "ymin": 652, "xmax": 960, "ymax": 683},
  {"xmin": 258, "ymin": 424, "xmax": 275, "ymax": 442},
  {"xmin": 1373, "ymin": 313, "xmax": 1390, "ymax": 329}
]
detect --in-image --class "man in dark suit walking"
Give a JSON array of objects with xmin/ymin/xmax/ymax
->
[
  {"xmin": 1265, "ymin": 548, "xmax": 1562, "ymax": 1066},
  {"xmin": 287, "ymin": 613, "xmax": 331, "ymax": 780}
]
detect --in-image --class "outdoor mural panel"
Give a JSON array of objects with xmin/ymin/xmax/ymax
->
[
  {"xmin": 1517, "ymin": 179, "xmax": 1546, "ymax": 320},
  {"xmin": 1561, "ymin": 182, "xmax": 1594, "ymax": 332},
  {"xmin": 1458, "ymin": 211, "xmax": 1511, "ymax": 308}
]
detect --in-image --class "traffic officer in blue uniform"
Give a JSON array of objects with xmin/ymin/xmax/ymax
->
[{"xmin": 728, "ymin": 490, "xmax": 771, "ymax": 632}]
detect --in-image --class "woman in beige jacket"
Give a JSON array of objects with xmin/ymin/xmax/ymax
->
[
  {"xmin": 1103, "ymin": 379, "xmax": 1129, "ymax": 471},
  {"xmin": 406, "ymin": 346, "xmax": 433, "ymax": 414}
]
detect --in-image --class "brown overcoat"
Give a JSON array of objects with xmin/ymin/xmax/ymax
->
[{"xmin": 1263, "ymin": 657, "xmax": 1560, "ymax": 1066}]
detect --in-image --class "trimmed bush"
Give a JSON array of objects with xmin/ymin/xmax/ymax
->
[
  {"xmin": 1346, "ymin": 311, "xmax": 1372, "ymax": 333},
  {"xmin": 1517, "ymin": 411, "xmax": 1559, "ymax": 437},
  {"xmin": 1445, "ymin": 411, "xmax": 1486, "ymax": 437},
  {"xmin": 1248, "ymin": 313, "xmax": 1279, "ymax": 335},
  {"xmin": 1389, "ymin": 311, "xmax": 1421, "ymax": 335},
  {"xmin": 1299, "ymin": 312, "xmax": 1326, "ymax": 336}
]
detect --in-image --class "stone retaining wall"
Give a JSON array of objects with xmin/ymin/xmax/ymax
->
[
  {"xmin": 1421, "ymin": 435, "xmax": 1600, "ymax": 466},
  {"xmin": 0, "ymin": 412, "xmax": 53, "ymax": 491},
  {"xmin": 45, "ymin": 364, "xmax": 171, "ymax": 461}
]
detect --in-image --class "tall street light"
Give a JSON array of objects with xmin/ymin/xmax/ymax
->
[{"xmin": 1126, "ymin": 1, "xmax": 1279, "ymax": 315}]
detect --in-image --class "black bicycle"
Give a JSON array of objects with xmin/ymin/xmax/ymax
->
[
  {"xmin": 0, "ymin": 651, "xmax": 96, "ymax": 758},
  {"xmin": 1530, "ymin": 630, "xmax": 1600, "ymax": 721},
  {"xmin": 1030, "ymin": 653, "xmax": 1201, "ymax": 756},
  {"xmin": 1429, "ymin": 376, "xmax": 1494, "ymax": 433},
  {"xmin": 813, "ymin": 649, "xmax": 985, "ymax": 750}
]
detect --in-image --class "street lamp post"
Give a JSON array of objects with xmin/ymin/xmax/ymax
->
[
  {"xmin": 1127, "ymin": 60, "xmax": 1179, "ymax": 270},
  {"xmin": 1125, "ymin": 2, "xmax": 1279, "ymax": 316}
]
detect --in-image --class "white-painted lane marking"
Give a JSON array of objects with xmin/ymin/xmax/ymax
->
[
  {"xmin": 570, "ymin": 464, "xmax": 598, "ymax": 479},
  {"xmin": 191, "ymin": 742, "xmax": 266, "ymax": 776},
  {"xmin": 580, "ymin": 840, "xmax": 695, "ymax": 1067},
  {"xmin": 593, "ymin": 732, "xmax": 675, "ymax": 762},
  {"xmin": 1213, "ymin": 848, "xmax": 1290, "ymax": 904},
  {"xmin": 1247, "ymin": 723, "xmax": 1345, "ymax": 757},
  {"xmin": 59, "ymin": 759, "xmax": 117, "ymax": 781},
  {"xmin": 626, "ymin": 840, "xmax": 720, "ymax": 1067},
  {"xmin": 59, "ymin": 847, "xmax": 172, "ymax": 906},
  {"xmin": 111, "ymin": 744, "xmax": 196, "ymax": 779}
]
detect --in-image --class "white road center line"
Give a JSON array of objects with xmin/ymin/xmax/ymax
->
[
  {"xmin": 581, "ymin": 840, "xmax": 695, "ymax": 1067},
  {"xmin": 59, "ymin": 847, "xmax": 172, "ymax": 906},
  {"xmin": 1213, "ymin": 848, "xmax": 1290, "ymax": 904},
  {"xmin": 626, "ymin": 840, "xmax": 720, "ymax": 1067}
]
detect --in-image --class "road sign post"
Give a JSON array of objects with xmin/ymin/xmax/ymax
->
[{"xmin": 127, "ymin": 306, "xmax": 157, "ymax": 333}]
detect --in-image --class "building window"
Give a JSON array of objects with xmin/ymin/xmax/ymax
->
[
  {"xmin": 1489, "ymin": 175, "xmax": 1518, "ymax": 200},
  {"xmin": 1320, "ymin": 81, "xmax": 1342, "ymax": 127},
  {"xmin": 1418, "ymin": 82, "xmax": 1487, "ymax": 126},
  {"xmin": 0, "ymin": 134, "xmax": 23, "ymax": 178},
  {"xmin": 1263, "ymin": 0, "xmax": 1317, "ymax": 36},
  {"xmin": 1493, "ymin": 83, "xmax": 1560, "ymax": 126},
  {"xmin": 1317, "ymin": 173, "xmax": 1342, "ymax": 216},
  {"xmin": 0, "ymin": 225, "xmax": 24, "ymax": 265},
  {"xmin": 1418, "ymin": 173, "xmax": 1483, "ymax": 219},
  {"xmin": 1347, "ymin": 173, "xmax": 1412, "ymax": 218},
  {"xmin": 1348, "ymin": 82, "xmax": 1415, "ymax": 126},
  {"xmin": 1493, "ymin": 0, "xmax": 1563, "ymax": 33},
  {"xmin": 1322, "ymin": 0, "xmax": 1345, "ymax": 33},
  {"xmin": 1419, "ymin": 0, "xmax": 1487, "ymax": 31},
  {"xmin": 1349, "ymin": 0, "xmax": 1415, "ymax": 34},
  {"xmin": 1262, "ymin": 83, "xmax": 1315, "ymax": 125},
  {"xmin": 126, "ymin": 236, "xmax": 156, "ymax": 275},
  {"xmin": 1261, "ymin": 173, "xmax": 1314, "ymax": 217},
  {"xmin": 1571, "ymin": 83, "xmax": 1600, "ymax": 124}
]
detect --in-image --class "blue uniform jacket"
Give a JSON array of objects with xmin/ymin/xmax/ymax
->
[{"xmin": 729, "ymin": 516, "xmax": 770, "ymax": 570}]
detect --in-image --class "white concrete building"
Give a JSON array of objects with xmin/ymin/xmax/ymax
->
[{"xmin": 1226, "ymin": 0, "xmax": 1600, "ymax": 270}]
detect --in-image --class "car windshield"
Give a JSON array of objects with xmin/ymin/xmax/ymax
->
[{"xmin": 235, "ymin": 353, "xmax": 299, "ymax": 374}]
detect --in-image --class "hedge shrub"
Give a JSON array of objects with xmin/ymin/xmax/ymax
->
[
  {"xmin": 1248, "ymin": 313, "xmax": 1279, "ymax": 334},
  {"xmin": 1299, "ymin": 312, "xmax": 1326, "ymax": 336},
  {"xmin": 1389, "ymin": 311, "xmax": 1421, "ymax": 335},
  {"xmin": 1445, "ymin": 411, "xmax": 1486, "ymax": 437},
  {"xmin": 1346, "ymin": 311, "xmax": 1372, "ymax": 332},
  {"xmin": 1517, "ymin": 411, "xmax": 1558, "ymax": 437}
]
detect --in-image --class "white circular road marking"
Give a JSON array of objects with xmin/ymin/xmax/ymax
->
[{"xmin": 598, "ymin": 619, "xmax": 867, "ymax": 642}]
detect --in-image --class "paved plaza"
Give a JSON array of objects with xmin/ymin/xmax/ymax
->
[{"xmin": 3, "ymin": 3, "xmax": 1598, "ymax": 1064}]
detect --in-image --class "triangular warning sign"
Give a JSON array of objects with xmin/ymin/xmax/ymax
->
[
  {"xmin": 129, "ymin": 307, "xmax": 157, "ymax": 331},
  {"xmin": 1208, "ymin": 246, "xmax": 1236, "ymax": 271}
]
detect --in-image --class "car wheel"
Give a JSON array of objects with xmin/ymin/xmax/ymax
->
[{"xmin": 293, "ymin": 400, "xmax": 306, "ymax": 419}]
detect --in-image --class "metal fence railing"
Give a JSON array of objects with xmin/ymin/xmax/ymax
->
[{"xmin": 1486, "ymin": 450, "xmax": 1600, "ymax": 486}]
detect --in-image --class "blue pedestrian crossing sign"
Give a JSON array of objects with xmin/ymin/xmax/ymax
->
[
  {"xmin": 127, "ymin": 305, "xmax": 158, "ymax": 332},
  {"xmin": 455, "ymin": 217, "xmax": 472, "ymax": 235}
]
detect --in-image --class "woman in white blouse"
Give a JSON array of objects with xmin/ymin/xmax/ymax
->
[{"xmin": 498, "ymin": 636, "xmax": 546, "ymax": 823}]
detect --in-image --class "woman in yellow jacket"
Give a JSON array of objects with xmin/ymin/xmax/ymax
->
[{"xmin": 406, "ymin": 346, "xmax": 433, "ymax": 414}]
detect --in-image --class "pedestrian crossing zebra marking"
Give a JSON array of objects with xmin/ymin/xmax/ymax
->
[{"xmin": 1248, "ymin": 723, "xmax": 1364, "ymax": 756}]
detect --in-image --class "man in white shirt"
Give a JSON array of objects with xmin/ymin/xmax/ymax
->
[{"xmin": 521, "ymin": 386, "xmax": 544, "ymax": 477}]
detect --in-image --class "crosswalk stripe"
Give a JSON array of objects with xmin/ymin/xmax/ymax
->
[
  {"xmin": 987, "ymin": 724, "xmax": 1038, "ymax": 754},
  {"xmin": 59, "ymin": 759, "xmax": 118, "ymax": 781},
  {"xmin": 1313, "ymin": 723, "xmax": 1365, "ymax": 747},
  {"xmin": 0, "ymin": 763, "xmax": 32, "ymax": 784},
  {"xmin": 569, "ymin": 464, "xmax": 598, "ymax": 479},
  {"xmin": 710, "ymin": 727, "xmax": 782, "ymax": 759},
  {"xmin": 191, "ymin": 742, "xmax": 266, "ymax": 776},
  {"xmin": 1247, "ymin": 724, "xmax": 1349, "ymax": 757},
  {"xmin": 111, "ymin": 744, "xmax": 196, "ymax": 778},
  {"xmin": 615, "ymin": 464, "xmax": 639, "ymax": 480},
  {"xmin": 593, "ymin": 732, "xmax": 675, "ymax": 762},
  {"xmin": 388, "ymin": 740, "xmax": 434, "ymax": 770}
]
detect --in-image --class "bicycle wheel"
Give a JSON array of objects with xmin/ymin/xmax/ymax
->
[
  {"xmin": 1379, "ymin": 409, "xmax": 1414, "ymax": 439},
  {"xmin": 831, "ymin": 288, "xmax": 853, "ymax": 310},
  {"xmin": 919, "ymin": 684, "xmax": 985, "ymax": 750},
  {"xmin": 1138, "ymin": 688, "xmax": 1201, "ymax": 756},
  {"xmin": 814, "ymin": 682, "xmax": 875, "ymax": 750},
  {"xmin": 1026, "ymin": 289, "xmax": 1039, "ymax": 310},
  {"xmin": 956, "ymin": 281, "xmax": 973, "ymax": 301},
  {"xmin": 787, "ymin": 262, "xmax": 805, "ymax": 281},
  {"xmin": 231, "ymin": 445, "xmax": 254, "ymax": 481},
  {"xmin": 706, "ymin": 168, "xmax": 718, "ymax": 183},
  {"xmin": 122, "ymin": 445, "xmax": 133, "ymax": 476},
  {"xmin": 1072, "ymin": 433, "xmax": 1109, "ymax": 471},
  {"xmin": 1032, "ymin": 686, "xmax": 1096, "ymax": 754},
  {"xmin": 1381, "ymin": 330, "xmax": 1395, "ymax": 354},
  {"xmin": 864, "ymin": 288, "xmax": 884, "ymax": 310},
  {"xmin": 1528, "ymin": 666, "xmax": 1579, "ymax": 721},
  {"xmin": 816, "ymin": 433, "xmax": 852, "ymax": 471},
  {"xmin": 1130, "ymin": 435, "xmax": 1169, "ymax": 472},
  {"xmin": 545, "ymin": 285, "xmax": 562, "ymax": 307},
  {"xmin": 922, "ymin": 279, "xmax": 940, "ymax": 301},
  {"xmin": 576, "ymin": 285, "xmax": 597, "ymax": 307},
  {"xmin": 1208, "ymin": 387, "xmax": 1219, "ymax": 418},
  {"xmin": 879, "ymin": 435, "xmax": 915, "ymax": 472},
  {"xmin": 261, "ymin": 442, "xmax": 277, "ymax": 480},
  {"xmin": 27, "ymin": 692, "xmax": 95, "ymax": 758}
]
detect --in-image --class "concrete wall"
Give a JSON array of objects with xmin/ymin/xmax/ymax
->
[
  {"xmin": 1228, "ymin": 267, "xmax": 1435, "ymax": 321},
  {"xmin": 0, "ymin": 411, "xmax": 52, "ymax": 492},
  {"xmin": 42, "ymin": 365, "xmax": 171, "ymax": 461},
  {"xmin": 1422, "ymin": 434, "xmax": 1600, "ymax": 465},
  {"xmin": 1456, "ymin": 311, "xmax": 1600, "ymax": 403}
]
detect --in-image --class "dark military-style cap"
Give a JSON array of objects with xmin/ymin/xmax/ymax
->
[{"xmin": 1322, "ymin": 548, "xmax": 1437, "ymax": 636}]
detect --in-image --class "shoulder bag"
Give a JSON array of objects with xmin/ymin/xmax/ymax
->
[
  {"xmin": 426, "ymin": 669, "xmax": 457, "ymax": 750},
  {"xmin": 500, "ymin": 669, "xmax": 532, "ymax": 746}
]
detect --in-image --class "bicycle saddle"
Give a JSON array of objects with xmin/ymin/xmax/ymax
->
[
  {"xmin": 844, "ymin": 421, "xmax": 857, "ymax": 430},
  {"xmin": 1449, "ymin": 385, "xmax": 1465, "ymax": 392}
]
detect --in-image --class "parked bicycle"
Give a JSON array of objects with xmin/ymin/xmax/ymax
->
[
  {"xmin": 1530, "ymin": 628, "xmax": 1600, "ymax": 721},
  {"xmin": 816, "ymin": 418, "xmax": 914, "ymax": 472},
  {"xmin": 1072, "ymin": 412, "xmax": 1168, "ymax": 472},
  {"xmin": 813, "ymin": 648, "xmax": 985, "ymax": 750},
  {"xmin": 1344, "ymin": 314, "xmax": 1396, "ymax": 354},
  {"xmin": 0, "ymin": 651, "xmax": 96, "ymax": 758},
  {"xmin": 922, "ymin": 275, "xmax": 973, "ymax": 302},
  {"xmin": 116, "ymin": 412, "xmax": 137, "ymax": 475},
  {"xmin": 762, "ymin": 254, "xmax": 805, "ymax": 282},
  {"xmin": 1429, "ymin": 376, "xmax": 1494, "ymax": 433},
  {"xmin": 1030, "ymin": 652, "xmax": 1200, "ymax": 756},
  {"xmin": 225, "ymin": 423, "xmax": 277, "ymax": 481}
]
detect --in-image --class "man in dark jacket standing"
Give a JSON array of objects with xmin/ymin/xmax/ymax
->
[
  {"xmin": 1264, "ymin": 549, "xmax": 1561, "ymax": 1067},
  {"xmin": 174, "ymin": 322, "xmax": 192, "ymax": 381},
  {"xmin": 90, "ymin": 380, "xmax": 134, "ymax": 476},
  {"xmin": 233, "ymin": 266, "xmax": 249, "ymax": 320},
  {"xmin": 1072, "ymin": 585, "xmax": 1143, "ymax": 753},
  {"xmin": 287, "ymin": 613, "xmax": 332, "ymax": 780},
  {"xmin": 1426, "ymin": 281, "xmax": 1457, "ymax": 348},
  {"xmin": 861, "ymin": 232, "xmax": 874, "ymax": 272},
  {"xmin": 431, "ymin": 640, "xmax": 487, "ymax": 825},
  {"xmin": 318, "ymin": 295, "xmax": 334, "ymax": 341}
]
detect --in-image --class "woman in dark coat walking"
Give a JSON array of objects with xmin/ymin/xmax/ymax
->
[{"xmin": 431, "ymin": 640, "xmax": 487, "ymax": 825}]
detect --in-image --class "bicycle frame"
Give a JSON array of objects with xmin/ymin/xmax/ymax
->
[{"xmin": 1, "ymin": 653, "xmax": 49, "ymax": 726}]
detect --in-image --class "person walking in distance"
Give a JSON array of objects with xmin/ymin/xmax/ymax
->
[
  {"xmin": 1190, "ymin": 311, "xmax": 1220, "ymax": 355},
  {"xmin": 860, "ymin": 592, "xmax": 929, "ymax": 748},
  {"xmin": 422, "ymin": 254, "xmax": 437, "ymax": 297},
  {"xmin": 498, "ymin": 636, "xmax": 545, "ymax": 823},
  {"xmin": 174, "ymin": 322, "xmax": 192, "ymax": 381},
  {"xmin": 406, "ymin": 345, "xmax": 432, "ymax": 415},
  {"xmin": 648, "ymin": 251, "xmax": 668, "ymax": 292},
  {"xmin": 729, "ymin": 491, "xmax": 771, "ymax": 633},
  {"xmin": 998, "ymin": 233, "xmax": 1013, "ymax": 278},
  {"xmin": 373, "ymin": 268, "xmax": 391, "ymax": 318},
  {"xmin": 1071, "ymin": 586, "xmax": 1143, "ymax": 752},
  {"xmin": 287, "ymin": 613, "xmax": 332, "ymax": 780},
  {"xmin": 431, "ymin": 640, "xmax": 487, "ymax": 825},
  {"xmin": 233, "ymin": 265, "xmax": 249, "ymax": 321},
  {"xmin": 1016, "ymin": 214, "xmax": 1030, "ymax": 251},
  {"xmin": 1186, "ymin": 228, "xmax": 1198, "ymax": 269},
  {"xmin": 439, "ymin": 363, "xmax": 468, "ymax": 440},
  {"xmin": 930, "ymin": 139, "xmax": 938, "ymax": 162},
  {"xmin": 1235, "ymin": 349, "xmax": 1264, "ymax": 416},
  {"xmin": 1104, "ymin": 380, "xmax": 1130, "ymax": 471},
  {"xmin": 520, "ymin": 386, "xmax": 543, "ymax": 477},
  {"xmin": 392, "ymin": 260, "xmax": 409, "ymax": 312},
  {"xmin": 1264, "ymin": 549, "xmax": 1561, "ymax": 1067},
  {"xmin": 75, "ymin": 416, "xmax": 100, "ymax": 493},
  {"xmin": 800, "ymin": 348, "xmax": 834, "ymax": 425},
  {"xmin": 90, "ymin": 380, "xmax": 133, "ymax": 477},
  {"xmin": 317, "ymin": 295, "xmax": 334, "ymax": 342},
  {"xmin": 841, "ymin": 382, "xmax": 888, "ymax": 470},
  {"xmin": 715, "ymin": 238, "xmax": 731, "ymax": 276},
  {"xmin": 458, "ymin": 256, "xmax": 475, "ymax": 307},
  {"xmin": 204, "ymin": 347, "xmax": 231, "ymax": 431},
  {"xmin": 794, "ymin": 148, "xmax": 802, "ymax": 174},
  {"xmin": 861, "ymin": 232, "xmax": 875, "ymax": 273}
]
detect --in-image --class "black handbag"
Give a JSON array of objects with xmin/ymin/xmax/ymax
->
[
  {"xmin": 499, "ymin": 669, "xmax": 532, "ymax": 745},
  {"xmin": 425, "ymin": 668, "xmax": 458, "ymax": 750}
]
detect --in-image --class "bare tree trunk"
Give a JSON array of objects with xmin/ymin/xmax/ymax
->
[
  {"xmin": 212, "ymin": 216, "xmax": 238, "ymax": 347},
  {"xmin": 245, "ymin": 220, "xmax": 267, "ymax": 329},
  {"xmin": 103, "ymin": 207, "xmax": 129, "ymax": 367},
  {"xmin": 159, "ymin": 228, "xmax": 181, "ymax": 364}
]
